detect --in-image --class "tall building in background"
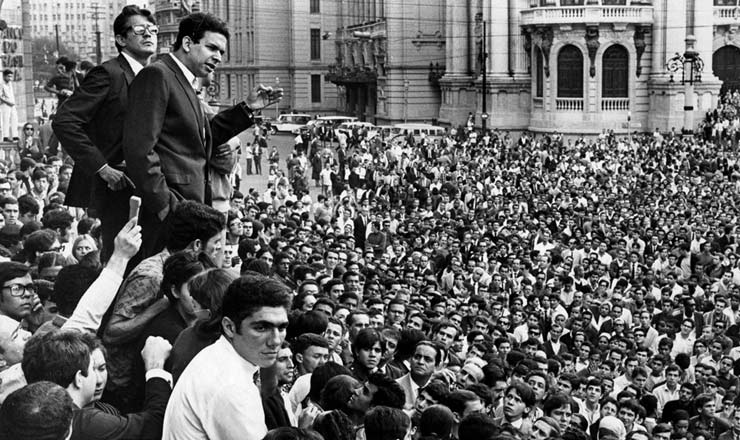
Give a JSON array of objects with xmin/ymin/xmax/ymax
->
[
  {"xmin": 29, "ymin": 0, "xmax": 150, "ymax": 63},
  {"xmin": 155, "ymin": 0, "xmax": 339, "ymax": 115}
]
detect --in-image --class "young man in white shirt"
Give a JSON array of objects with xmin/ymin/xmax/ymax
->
[{"xmin": 163, "ymin": 275, "xmax": 291, "ymax": 440}]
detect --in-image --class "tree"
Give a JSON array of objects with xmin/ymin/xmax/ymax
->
[{"xmin": 32, "ymin": 37, "xmax": 77, "ymax": 83}]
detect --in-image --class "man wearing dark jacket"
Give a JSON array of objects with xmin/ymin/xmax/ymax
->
[
  {"xmin": 53, "ymin": 5, "xmax": 157, "ymax": 262},
  {"xmin": 21, "ymin": 330, "xmax": 173, "ymax": 440}
]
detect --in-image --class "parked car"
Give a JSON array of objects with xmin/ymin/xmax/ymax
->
[
  {"xmin": 335, "ymin": 121, "xmax": 378, "ymax": 139},
  {"xmin": 274, "ymin": 113, "xmax": 312, "ymax": 133},
  {"xmin": 292, "ymin": 115, "xmax": 359, "ymax": 137},
  {"xmin": 392, "ymin": 123, "xmax": 447, "ymax": 137}
]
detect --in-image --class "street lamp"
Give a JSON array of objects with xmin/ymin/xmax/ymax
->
[
  {"xmin": 665, "ymin": 35, "xmax": 704, "ymax": 136},
  {"xmin": 275, "ymin": 76, "xmax": 280, "ymax": 119}
]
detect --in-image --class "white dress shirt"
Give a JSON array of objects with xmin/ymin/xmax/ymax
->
[{"xmin": 163, "ymin": 336, "xmax": 267, "ymax": 440}]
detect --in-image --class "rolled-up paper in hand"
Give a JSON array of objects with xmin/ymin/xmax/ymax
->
[{"xmin": 129, "ymin": 196, "xmax": 141, "ymax": 223}]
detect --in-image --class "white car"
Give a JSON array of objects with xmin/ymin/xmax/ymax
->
[
  {"xmin": 335, "ymin": 121, "xmax": 378, "ymax": 139},
  {"xmin": 273, "ymin": 113, "xmax": 312, "ymax": 133}
]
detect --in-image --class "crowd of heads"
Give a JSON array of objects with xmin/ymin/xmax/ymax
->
[{"xmin": 6, "ymin": 68, "xmax": 740, "ymax": 440}]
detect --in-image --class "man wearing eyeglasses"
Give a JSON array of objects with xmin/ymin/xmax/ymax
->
[
  {"xmin": 0, "ymin": 261, "xmax": 38, "ymax": 329},
  {"xmin": 53, "ymin": 5, "xmax": 158, "ymax": 263}
]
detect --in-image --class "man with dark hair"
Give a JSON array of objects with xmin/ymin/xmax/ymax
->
[
  {"xmin": 364, "ymin": 406, "xmax": 411, "ymax": 440},
  {"xmin": 293, "ymin": 333, "xmax": 330, "ymax": 376},
  {"xmin": 21, "ymin": 330, "xmax": 173, "ymax": 440},
  {"xmin": 44, "ymin": 57, "xmax": 77, "ymax": 108},
  {"xmin": 123, "ymin": 12, "xmax": 282, "ymax": 258},
  {"xmin": 163, "ymin": 274, "xmax": 291, "ymax": 439},
  {"xmin": 41, "ymin": 209, "xmax": 74, "ymax": 251},
  {"xmin": 53, "ymin": 5, "xmax": 157, "ymax": 262},
  {"xmin": 0, "ymin": 381, "xmax": 75, "ymax": 440},
  {"xmin": 0, "ymin": 195, "xmax": 19, "ymax": 226},
  {"xmin": 102, "ymin": 200, "xmax": 225, "ymax": 412},
  {"xmin": 17, "ymin": 194, "xmax": 39, "ymax": 225},
  {"xmin": 458, "ymin": 412, "xmax": 499, "ymax": 440},
  {"xmin": 494, "ymin": 382, "xmax": 535, "ymax": 435}
]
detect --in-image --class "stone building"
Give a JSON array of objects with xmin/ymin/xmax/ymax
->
[
  {"xmin": 328, "ymin": 0, "xmax": 446, "ymax": 125},
  {"xmin": 154, "ymin": 0, "xmax": 339, "ymax": 114},
  {"xmin": 439, "ymin": 0, "xmax": 728, "ymax": 134}
]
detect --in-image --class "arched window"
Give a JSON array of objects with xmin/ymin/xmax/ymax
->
[
  {"xmin": 557, "ymin": 45, "xmax": 583, "ymax": 98},
  {"xmin": 713, "ymin": 45, "xmax": 740, "ymax": 94},
  {"xmin": 602, "ymin": 45, "xmax": 629, "ymax": 98}
]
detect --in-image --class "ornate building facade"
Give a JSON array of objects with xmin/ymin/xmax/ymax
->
[
  {"xmin": 331, "ymin": 0, "xmax": 740, "ymax": 134},
  {"xmin": 329, "ymin": 0, "xmax": 446, "ymax": 125},
  {"xmin": 439, "ymin": 0, "xmax": 729, "ymax": 134}
]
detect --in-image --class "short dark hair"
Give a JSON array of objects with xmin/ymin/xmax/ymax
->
[
  {"xmin": 21, "ymin": 330, "xmax": 93, "ymax": 388},
  {"xmin": 0, "ymin": 381, "xmax": 74, "ymax": 440},
  {"xmin": 544, "ymin": 392, "xmax": 573, "ymax": 416},
  {"xmin": 161, "ymin": 251, "xmax": 213, "ymax": 303},
  {"xmin": 368, "ymin": 372, "xmax": 405, "ymax": 408},
  {"xmin": 173, "ymin": 12, "xmax": 230, "ymax": 51},
  {"xmin": 2, "ymin": 69, "xmax": 12, "ymax": 76},
  {"xmin": 365, "ymin": 406, "xmax": 410, "ymax": 440},
  {"xmin": 23, "ymin": 229, "xmax": 58, "ymax": 264},
  {"xmin": 17, "ymin": 194, "xmax": 39, "ymax": 217},
  {"xmin": 292, "ymin": 333, "xmax": 329, "ymax": 355},
  {"xmin": 41, "ymin": 209, "xmax": 74, "ymax": 233},
  {"xmin": 164, "ymin": 201, "xmax": 226, "ymax": 252},
  {"xmin": 353, "ymin": 328, "xmax": 384, "ymax": 355},
  {"xmin": 309, "ymin": 362, "xmax": 352, "ymax": 403},
  {"xmin": 221, "ymin": 274, "xmax": 291, "ymax": 335},
  {"xmin": 0, "ymin": 261, "xmax": 30, "ymax": 292},
  {"xmin": 113, "ymin": 5, "xmax": 155, "ymax": 52},
  {"xmin": 505, "ymin": 382, "xmax": 536, "ymax": 408},
  {"xmin": 445, "ymin": 389, "xmax": 481, "ymax": 416},
  {"xmin": 52, "ymin": 264, "xmax": 101, "ymax": 317},
  {"xmin": 459, "ymin": 412, "xmax": 499, "ymax": 440}
]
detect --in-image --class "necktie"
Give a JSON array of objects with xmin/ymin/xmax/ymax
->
[{"xmin": 253, "ymin": 369, "xmax": 261, "ymax": 390}]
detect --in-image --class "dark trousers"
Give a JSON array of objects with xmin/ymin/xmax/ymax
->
[
  {"xmin": 254, "ymin": 156, "xmax": 262, "ymax": 174},
  {"xmin": 99, "ymin": 185, "xmax": 134, "ymax": 264}
]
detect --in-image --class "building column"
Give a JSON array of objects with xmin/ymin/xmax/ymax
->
[
  {"xmin": 693, "ymin": 0, "xmax": 713, "ymax": 75},
  {"xmin": 446, "ymin": 0, "xmax": 470, "ymax": 75},
  {"xmin": 651, "ymin": 0, "xmax": 666, "ymax": 75},
  {"xmin": 489, "ymin": 0, "xmax": 509, "ymax": 76}
]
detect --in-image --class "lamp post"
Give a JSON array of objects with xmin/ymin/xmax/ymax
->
[
  {"xmin": 275, "ymin": 76, "xmax": 280, "ymax": 119},
  {"xmin": 627, "ymin": 111, "xmax": 632, "ymax": 146},
  {"xmin": 666, "ymin": 35, "xmax": 704, "ymax": 137}
]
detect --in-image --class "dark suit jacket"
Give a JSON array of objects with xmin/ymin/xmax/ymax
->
[
  {"xmin": 53, "ymin": 55, "xmax": 135, "ymax": 209},
  {"xmin": 543, "ymin": 340, "xmax": 569, "ymax": 358},
  {"xmin": 123, "ymin": 54, "xmax": 253, "ymax": 217},
  {"xmin": 71, "ymin": 377, "xmax": 170, "ymax": 440}
]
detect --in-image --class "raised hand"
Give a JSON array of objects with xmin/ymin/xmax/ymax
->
[{"xmin": 245, "ymin": 84, "xmax": 284, "ymax": 111}]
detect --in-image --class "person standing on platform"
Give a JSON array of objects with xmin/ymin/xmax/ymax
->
[
  {"xmin": 53, "ymin": 5, "xmax": 158, "ymax": 263},
  {"xmin": 122, "ymin": 12, "xmax": 282, "ymax": 259}
]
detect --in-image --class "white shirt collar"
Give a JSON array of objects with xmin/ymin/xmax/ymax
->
[
  {"xmin": 169, "ymin": 53, "xmax": 197, "ymax": 90},
  {"xmin": 120, "ymin": 51, "xmax": 145, "ymax": 76}
]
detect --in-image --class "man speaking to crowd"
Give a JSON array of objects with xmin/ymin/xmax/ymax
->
[{"xmin": 123, "ymin": 12, "xmax": 283, "ymax": 259}]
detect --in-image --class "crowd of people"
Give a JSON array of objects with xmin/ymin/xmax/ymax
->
[{"xmin": 4, "ymin": 5, "xmax": 740, "ymax": 440}]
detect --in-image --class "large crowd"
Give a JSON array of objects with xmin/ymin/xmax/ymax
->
[{"xmin": 3, "ymin": 6, "xmax": 740, "ymax": 440}]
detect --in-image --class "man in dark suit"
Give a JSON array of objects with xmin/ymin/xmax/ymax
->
[
  {"xmin": 123, "ymin": 12, "xmax": 282, "ymax": 258},
  {"xmin": 53, "ymin": 5, "xmax": 157, "ymax": 262},
  {"xmin": 21, "ymin": 330, "xmax": 173, "ymax": 440}
]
